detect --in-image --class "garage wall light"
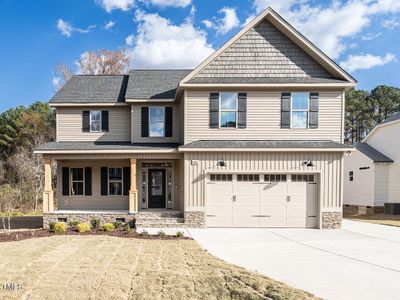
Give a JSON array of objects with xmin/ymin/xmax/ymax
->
[
  {"xmin": 218, "ymin": 160, "xmax": 227, "ymax": 167},
  {"xmin": 302, "ymin": 160, "xmax": 314, "ymax": 167}
]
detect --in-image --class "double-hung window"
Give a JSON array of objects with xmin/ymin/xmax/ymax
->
[
  {"xmin": 149, "ymin": 107, "xmax": 165, "ymax": 137},
  {"xmin": 71, "ymin": 168, "xmax": 84, "ymax": 195},
  {"xmin": 291, "ymin": 92, "xmax": 309, "ymax": 129},
  {"xmin": 220, "ymin": 92, "xmax": 237, "ymax": 128},
  {"xmin": 109, "ymin": 167, "xmax": 123, "ymax": 195},
  {"xmin": 90, "ymin": 111, "xmax": 101, "ymax": 132}
]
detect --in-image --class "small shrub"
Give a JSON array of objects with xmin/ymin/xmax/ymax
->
[
  {"xmin": 175, "ymin": 231, "xmax": 184, "ymax": 238},
  {"xmin": 90, "ymin": 218, "xmax": 101, "ymax": 230},
  {"xmin": 54, "ymin": 222, "xmax": 66, "ymax": 234},
  {"xmin": 157, "ymin": 230, "xmax": 166, "ymax": 237},
  {"xmin": 140, "ymin": 230, "xmax": 149, "ymax": 237},
  {"xmin": 113, "ymin": 221, "xmax": 123, "ymax": 230},
  {"xmin": 102, "ymin": 223, "xmax": 115, "ymax": 232},
  {"xmin": 69, "ymin": 220, "xmax": 80, "ymax": 230},
  {"xmin": 77, "ymin": 223, "xmax": 90, "ymax": 233},
  {"xmin": 48, "ymin": 222, "xmax": 56, "ymax": 232},
  {"xmin": 123, "ymin": 224, "xmax": 132, "ymax": 232}
]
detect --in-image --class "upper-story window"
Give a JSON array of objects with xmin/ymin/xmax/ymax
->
[
  {"xmin": 291, "ymin": 92, "xmax": 309, "ymax": 129},
  {"xmin": 149, "ymin": 107, "xmax": 165, "ymax": 137},
  {"xmin": 90, "ymin": 111, "xmax": 102, "ymax": 132},
  {"xmin": 220, "ymin": 92, "xmax": 237, "ymax": 128}
]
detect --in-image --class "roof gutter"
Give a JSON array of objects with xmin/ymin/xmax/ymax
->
[{"xmin": 178, "ymin": 147, "xmax": 354, "ymax": 152}]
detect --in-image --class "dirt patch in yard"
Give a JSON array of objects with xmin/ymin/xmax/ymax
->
[
  {"xmin": 0, "ymin": 235, "xmax": 318, "ymax": 300},
  {"xmin": 346, "ymin": 213, "xmax": 400, "ymax": 227},
  {"xmin": 0, "ymin": 229, "xmax": 188, "ymax": 243}
]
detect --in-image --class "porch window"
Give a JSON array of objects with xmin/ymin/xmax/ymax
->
[
  {"xmin": 109, "ymin": 167, "xmax": 123, "ymax": 195},
  {"xmin": 149, "ymin": 107, "xmax": 165, "ymax": 137},
  {"xmin": 291, "ymin": 92, "xmax": 309, "ymax": 128},
  {"xmin": 71, "ymin": 168, "xmax": 84, "ymax": 195},
  {"xmin": 90, "ymin": 110, "xmax": 101, "ymax": 132},
  {"xmin": 220, "ymin": 92, "xmax": 237, "ymax": 128}
]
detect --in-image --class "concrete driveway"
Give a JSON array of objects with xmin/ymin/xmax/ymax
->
[{"xmin": 187, "ymin": 220, "xmax": 400, "ymax": 300}]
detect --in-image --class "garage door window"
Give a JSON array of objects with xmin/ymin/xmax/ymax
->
[
  {"xmin": 237, "ymin": 174, "xmax": 260, "ymax": 182},
  {"xmin": 292, "ymin": 174, "xmax": 315, "ymax": 182},
  {"xmin": 210, "ymin": 174, "xmax": 233, "ymax": 182},
  {"xmin": 264, "ymin": 174, "xmax": 287, "ymax": 182}
]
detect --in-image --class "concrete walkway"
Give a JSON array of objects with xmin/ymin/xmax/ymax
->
[{"xmin": 185, "ymin": 220, "xmax": 400, "ymax": 300}]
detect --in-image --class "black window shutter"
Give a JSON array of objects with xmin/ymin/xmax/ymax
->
[
  {"xmin": 123, "ymin": 167, "xmax": 130, "ymax": 196},
  {"xmin": 84, "ymin": 167, "xmax": 92, "ymax": 196},
  {"xmin": 101, "ymin": 111, "xmax": 109, "ymax": 132},
  {"xmin": 62, "ymin": 167, "xmax": 70, "ymax": 196},
  {"xmin": 165, "ymin": 107, "xmax": 173, "ymax": 137},
  {"xmin": 141, "ymin": 107, "xmax": 149, "ymax": 137},
  {"xmin": 281, "ymin": 93, "xmax": 291, "ymax": 129},
  {"xmin": 238, "ymin": 93, "xmax": 247, "ymax": 129},
  {"xmin": 100, "ymin": 167, "xmax": 108, "ymax": 196},
  {"xmin": 309, "ymin": 93, "xmax": 319, "ymax": 129},
  {"xmin": 210, "ymin": 93, "xmax": 219, "ymax": 128},
  {"xmin": 82, "ymin": 111, "xmax": 90, "ymax": 132}
]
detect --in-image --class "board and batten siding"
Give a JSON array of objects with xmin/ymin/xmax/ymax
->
[
  {"xmin": 185, "ymin": 90, "xmax": 343, "ymax": 143},
  {"xmin": 57, "ymin": 160, "xmax": 130, "ymax": 210},
  {"xmin": 131, "ymin": 103, "xmax": 180, "ymax": 143},
  {"xmin": 184, "ymin": 151, "xmax": 343, "ymax": 211},
  {"xmin": 56, "ymin": 106, "xmax": 131, "ymax": 142}
]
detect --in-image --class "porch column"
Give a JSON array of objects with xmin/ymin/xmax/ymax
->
[
  {"xmin": 129, "ymin": 158, "xmax": 138, "ymax": 213},
  {"xmin": 42, "ymin": 159, "xmax": 54, "ymax": 213}
]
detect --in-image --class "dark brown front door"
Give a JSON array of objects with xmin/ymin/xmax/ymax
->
[{"xmin": 148, "ymin": 169, "xmax": 166, "ymax": 208}]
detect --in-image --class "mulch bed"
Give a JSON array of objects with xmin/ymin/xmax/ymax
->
[{"xmin": 0, "ymin": 229, "xmax": 191, "ymax": 243}]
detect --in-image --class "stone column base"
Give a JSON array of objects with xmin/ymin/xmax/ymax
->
[
  {"xmin": 321, "ymin": 212, "xmax": 342, "ymax": 229},
  {"xmin": 184, "ymin": 211, "xmax": 205, "ymax": 228}
]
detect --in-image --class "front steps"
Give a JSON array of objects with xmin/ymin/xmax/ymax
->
[{"xmin": 135, "ymin": 210, "xmax": 188, "ymax": 229}]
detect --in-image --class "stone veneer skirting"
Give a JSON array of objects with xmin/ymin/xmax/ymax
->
[
  {"xmin": 43, "ymin": 212, "xmax": 135, "ymax": 229},
  {"xmin": 184, "ymin": 211, "xmax": 205, "ymax": 228},
  {"xmin": 321, "ymin": 212, "xmax": 342, "ymax": 229}
]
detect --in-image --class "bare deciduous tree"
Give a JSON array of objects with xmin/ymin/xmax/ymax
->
[
  {"xmin": 0, "ymin": 184, "xmax": 18, "ymax": 234},
  {"xmin": 54, "ymin": 63, "xmax": 73, "ymax": 90},
  {"xmin": 77, "ymin": 49, "xmax": 130, "ymax": 75}
]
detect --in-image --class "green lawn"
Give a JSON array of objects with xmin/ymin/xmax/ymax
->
[{"xmin": 0, "ymin": 235, "xmax": 317, "ymax": 299}]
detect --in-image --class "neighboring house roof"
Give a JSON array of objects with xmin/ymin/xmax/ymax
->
[
  {"xmin": 35, "ymin": 142, "xmax": 179, "ymax": 153},
  {"xmin": 181, "ymin": 7, "xmax": 356, "ymax": 85},
  {"xmin": 363, "ymin": 111, "xmax": 400, "ymax": 142},
  {"xmin": 125, "ymin": 69, "xmax": 191, "ymax": 100},
  {"xmin": 50, "ymin": 75, "xmax": 128, "ymax": 104},
  {"xmin": 353, "ymin": 143, "xmax": 393, "ymax": 163},
  {"xmin": 186, "ymin": 77, "xmax": 348, "ymax": 84},
  {"xmin": 179, "ymin": 140, "xmax": 353, "ymax": 151},
  {"xmin": 380, "ymin": 111, "xmax": 400, "ymax": 125}
]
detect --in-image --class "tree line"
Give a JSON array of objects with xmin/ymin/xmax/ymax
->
[{"xmin": 0, "ymin": 48, "xmax": 398, "ymax": 228}]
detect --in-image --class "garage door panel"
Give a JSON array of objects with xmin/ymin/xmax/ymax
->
[
  {"xmin": 259, "ymin": 215, "xmax": 287, "ymax": 227},
  {"xmin": 260, "ymin": 184, "xmax": 288, "ymax": 194},
  {"xmin": 233, "ymin": 184, "xmax": 260, "ymax": 195},
  {"xmin": 207, "ymin": 184, "xmax": 232, "ymax": 195},
  {"xmin": 207, "ymin": 216, "xmax": 232, "ymax": 227},
  {"xmin": 232, "ymin": 216, "xmax": 259, "ymax": 227}
]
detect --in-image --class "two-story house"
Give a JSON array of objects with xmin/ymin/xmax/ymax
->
[{"xmin": 35, "ymin": 8, "xmax": 356, "ymax": 229}]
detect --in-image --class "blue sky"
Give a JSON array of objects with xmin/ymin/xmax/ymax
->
[{"xmin": 0, "ymin": 0, "xmax": 399, "ymax": 113}]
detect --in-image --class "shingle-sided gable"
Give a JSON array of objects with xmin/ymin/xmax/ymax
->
[{"xmin": 193, "ymin": 19, "xmax": 334, "ymax": 80}]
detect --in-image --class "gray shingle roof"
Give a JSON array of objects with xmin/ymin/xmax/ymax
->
[
  {"xmin": 125, "ymin": 69, "xmax": 191, "ymax": 99},
  {"xmin": 354, "ymin": 143, "xmax": 393, "ymax": 163},
  {"xmin": 186, "ymin": 77, "xmax": 349, "ymax": 84},
  {"xmin": 180, "ymin": 140, "xmax": 352, "ymax": 149},
  {"xmin": 35, "ymin": 142, "xmax": 179, "ymax": 152},
  {"xmin": 50, "ymin": 75, "xmax": 128, "ymax": 103},
  {"xmin": 380, "ymin": 111, "xmax": 400, "ymax": 125}
]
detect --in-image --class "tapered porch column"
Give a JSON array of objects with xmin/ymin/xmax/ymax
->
[
  {"xmin": 42, "ymin": 159, "xmax": 54, "ymax": 212},
  {"xmin": 129, "ymin": 158, "xmax": 138, "ymax": 213}
]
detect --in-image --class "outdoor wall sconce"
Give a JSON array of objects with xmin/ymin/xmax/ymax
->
[
  {"xmin": 302, "ymin": 160, "xmax": 314, "ymax": 167},
  {"xmin": 218, "ymin": 160, "xmax": 227, "ymax": 167}
]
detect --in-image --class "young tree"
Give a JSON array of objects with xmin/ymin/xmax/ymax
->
[
  {"xmin": 0, "ymin": 184, "xmax": 17, "ymax": 234},
  {"xmin": 77, "ymin": 49, "xmax": 130, "ymax": 75}
]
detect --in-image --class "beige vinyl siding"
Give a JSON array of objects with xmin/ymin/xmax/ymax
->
[
  {"xmin": 131, "ymin": 103, "xmax": 180, "ymax": 143},
  {"xmin": 374, "ymin": 164, "xmax": 389, "ymax": 206},
  {"xmin": 185, "ymin": 90, "xmax": 343, "ymax": 143},
  {"xmin": 57, "ymin": 160, "xmax": 129, "ymax": 210},
  {"xmin": 184, "ymin": 151, "xmax": 343, "ymax": 211},
  {"xmin": 56, "ymin": 106, "xmax": 131, "ymax": 142}
]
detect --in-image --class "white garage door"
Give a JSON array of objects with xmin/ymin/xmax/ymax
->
[{"xmin": 206, "ymin": 174, "xmax": 318, "ymax": 228}]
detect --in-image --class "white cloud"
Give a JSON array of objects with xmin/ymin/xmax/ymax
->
[
  {"xmin": 96, "ymin": 0, "xmax": 135, "ymax": 12},
  {"xmin": 382, "ymin": 18, "xmax": 400, "ymax": 29},
  {"xmin": 125, "ymin": 34, "xmax": 134, "ymax": 46},
  {"xmin": 140, "ymin": 0, "xmax": 191, "ymax": 8},
  {"xmin": 57, "ymin": 19, "xmax": 95, "ymax": 37},
  {"xmin": 125, "ymin": 11, "xmax": 214, "ymax": 68},
  {"xmin": 202, "ymin": 7, "xmax": 240, "ymax": 35},
  {"xmin": 361, "ymin": 32, "xmax": 382, "ymax": 41},
  {"xmin": 340, "ymin": 53, "xmax": 396, "ymax": 72},
  {"xmin": 105, "ymin": 21, "xmax": 115, "ymax": 30},
  {"xmin": 251, "ymin": 0, "xmax": 400, "ymax": 59},
  {"xmin": 52, "ymin": 76, "xmax": 61, "ymax": 89}
]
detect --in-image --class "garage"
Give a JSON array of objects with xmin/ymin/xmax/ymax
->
[{"xmin": 206, "ymin": 173, "xmax": 318, "ymax": 228}]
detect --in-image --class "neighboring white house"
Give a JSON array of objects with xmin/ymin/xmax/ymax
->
[{"xmin": 344, "ymin": 112, "xmax": 399, "ymax": 210}]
